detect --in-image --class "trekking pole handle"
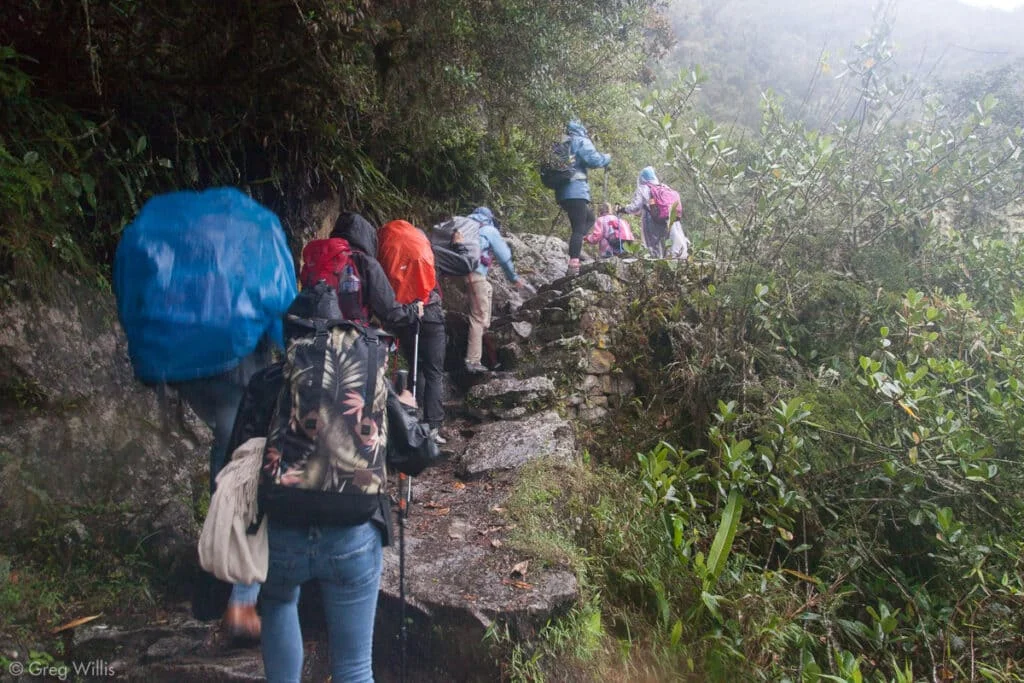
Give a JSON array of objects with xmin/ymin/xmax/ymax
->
[{"xmin": 395, "ymin": 369, "xmax": 409, "ymax": 394}]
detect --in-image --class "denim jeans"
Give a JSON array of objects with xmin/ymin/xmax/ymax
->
[
  {"xmin": 173, "ymin": 348, "xmax": 270, "ymax": 607},
  {"xmin": 172, "ymin": 349, "xmax": 269, "ymax": 489},
  {"xmin": 261, "ymin": 520, "xmax": 383, "ymax": 683}
]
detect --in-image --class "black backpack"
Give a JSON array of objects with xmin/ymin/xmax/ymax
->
[
  {"xmin": 431, "ymin": 216, "xmax": 482, "ymax": 271},
  {"xmin": 259, "ymin": 281, "xmax": 390, "ymax": 527},
  {"xmin": 539, "ymin": 139, "xmax": 576, "ymax": 190}
]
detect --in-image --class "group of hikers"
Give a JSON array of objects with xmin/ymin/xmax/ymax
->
[
  {"xmin": 548, "ymin": 119, "xmax": 690, "ymax": 271},
  {"xmin": 113, "ymin": 119, "xmax": 691, "ymax": 682}
]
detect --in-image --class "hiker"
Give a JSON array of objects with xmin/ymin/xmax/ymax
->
[
  {"xmin": 224, "ymin": 290, "xmax": 437, "ymax": 682},
  {"xmin": 173, "ymin": 343, "xmax": 272, "ymax": 640},
  {"xmin": 618, "ymin": 166, "xmax": 680, "ymax": 258},
  {"xmin": 114, "ymin": 187, "xmax": 298, "ymax": 643},
  {"xmin": 669, "ymin": 220, "xmax": 691, "ymax": 260},
  {"xmin": 551, "ymin": 120, "xmax": 612, "ymax": 276},
  {"xmin": 192, "ymin": 212, "xmax": 422, "ymax": 642},
  {"xmin": 463, "ymin": 207, "xmax": 533, "ymax": 374},
  {"xmin": 329, "ymin": 212, "xmax": 425, "ymax": 329},
  {"xmin": 585, "ymin": 203, "xmax": 635, "ymax": 258},
  {"xmin": 377, "ymin": 218, "xmax": 464, "ymax": 444}
]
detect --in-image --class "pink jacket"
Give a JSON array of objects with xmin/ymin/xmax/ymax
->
[{"xmin": 586, "ymin": 215, "xmax": 635, "ymax": 256}]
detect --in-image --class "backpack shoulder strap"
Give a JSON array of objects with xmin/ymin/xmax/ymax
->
[{"xmin": 359, "ymin": 328, "xmax": 381, "ymax": 437}]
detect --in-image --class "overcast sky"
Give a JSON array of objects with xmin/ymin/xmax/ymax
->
[{"xmin": 957, "ymin": 0, "xmax": 1024, "ymax": 9}]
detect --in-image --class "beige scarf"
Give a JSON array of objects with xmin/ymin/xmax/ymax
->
[{"xmin": 197, "ymin": 437, "xmax": 268, "ymax": 585}]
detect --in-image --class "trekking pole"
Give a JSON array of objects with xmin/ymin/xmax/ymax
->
[
  {"xmin": 408, "ymin": 317, "xmax": 421, "ymax": 507},
  {"xmin": 411, "ymin": 320, "xmax": 420, "ymax": 401},
  {"xmin": 398, "ymin": 472, "xmax": 409, "ymax": 683},
  {"xmin": 603, "ymin": 167, "xmax": 609, "ymax": 205},
  {"xmin": 395, "ymin": 368, "xmax": 410, "ymax": 683}
]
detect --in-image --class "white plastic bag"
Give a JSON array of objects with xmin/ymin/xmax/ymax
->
[{"xmin": 669, "ymin": 221, "xmax": 690, "ymax": 259}]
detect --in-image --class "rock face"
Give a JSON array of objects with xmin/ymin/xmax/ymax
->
[
  {"xmin": 0, "ymin": 277, "xmax": 209, "ymax": 568},
  {"xmin": 459, "ymin": 410, "xmax": 576, "ymax": 477},
  {"xmin": 376, "ymin": 457, "xmax": 579, "ymax": 682},
  {"xmin": 465, "ymin": 375, "xmax": 556, "ymax": 420}
]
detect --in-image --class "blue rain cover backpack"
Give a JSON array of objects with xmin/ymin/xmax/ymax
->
[{"xmin": 114, "ymin": 188, "xmax": 298, "ymax": 383}]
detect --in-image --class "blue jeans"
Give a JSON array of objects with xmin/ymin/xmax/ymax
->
[
  {"xmin": 261, "ymin": 520, "xmax": 383, "ymax": 683},
  {"xmin": 173, "ymin": 348, "xmax": 269, "ymax": 607},
  {"xmin": 173, "ymin": 350, "xmax": 268, "ymax": 489}
]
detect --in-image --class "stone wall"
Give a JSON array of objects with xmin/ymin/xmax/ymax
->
[{"xmin": 488, "ymin": 259, "xmax": 641, "ymax": 422}]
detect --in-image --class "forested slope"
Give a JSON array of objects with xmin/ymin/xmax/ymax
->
[{"xmin": 0, "ymin": 0, "xmax": 667, "ymax": 290}]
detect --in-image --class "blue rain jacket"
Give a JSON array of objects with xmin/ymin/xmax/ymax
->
[
  {"xmin": 554, "ymin": 121, "xmax": 612, "ymax": 203},
  {"xmin": 468, "ymin": 210, "xmax": 518, "ymax": 282},
  {"xmin": 114, "ymin": 187, "xmax": 297, "ymax": 383}
]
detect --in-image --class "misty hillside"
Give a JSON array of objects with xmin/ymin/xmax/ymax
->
[{"xmin": 665, "ymin": 0, "xmax": 1024, "ymax": 126}]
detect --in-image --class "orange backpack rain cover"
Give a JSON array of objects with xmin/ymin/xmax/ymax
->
[{"xmin": 378, "ymin": 220, "xmax": 437, "ymax": 304}]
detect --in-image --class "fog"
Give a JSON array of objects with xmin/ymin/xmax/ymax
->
[
  {"xmin": 957, "ymin": 0, "xmax": 1024, "ymax": 10},
  {"xmin": 663, "ymin": 0, "xmax": 1024, "ymax": 127}
]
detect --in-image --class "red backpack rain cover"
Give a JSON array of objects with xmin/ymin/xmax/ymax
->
[
  {"xmin": 377, "ymin": 220, "xmax": 437, "ymax": 305},
  {"xmin": 300, "ymin": 238, "xmax": 355, "ymax": 290}
]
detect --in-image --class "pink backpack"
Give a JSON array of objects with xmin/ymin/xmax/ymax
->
[
  {"xmin": 647, "ymin": 183, "xmax": 681, "ymax": 221},
  {"xmin": 601, "ymin": 216, "xmax": 634, "ymax": 242}
]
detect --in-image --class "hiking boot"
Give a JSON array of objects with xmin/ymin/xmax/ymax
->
[
  {"xmin": 567, "ymin": 258, "xmax": 581, "ymax": 277},
  {"xmin": 223, "ymin": 603, "xmax": 261, "ymax": 645},
  {"xmin": 464, "ymin": 361, "xmax": 489, "ymax": 374},
  {"xmin": 431, "ymin": 428, "xmax": 448, "ymax": 445}
]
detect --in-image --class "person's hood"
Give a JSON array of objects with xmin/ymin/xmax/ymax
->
[
  {"xmin": 469, "ymin": 207, "xmax": 494, "ymax": 225},
  {"xmin": 566, "ymin": 120, "xmax": 588, "ymax": 137},
  {"xmin": 639, "ymin": 166, "xmax": 658, "ymax": 185},
  {"xmin": 331, "ymin": 212, "xmax": 377, "ymax": 255}
]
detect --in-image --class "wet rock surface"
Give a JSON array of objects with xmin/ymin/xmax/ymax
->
[
  {"xmin": 0, "ymin": 276, "xmax": 210, "ymax": 570},
  {"xmin": 458, "ymin": 410, "xmax": 576, "ymax": 477},
  {"xmin": 465, "ymin": 375, "xmax": 556, "ymax": 419},
  {"xmin": 377, "ymin": 451, "xmax": 579, "ymax": 682}
]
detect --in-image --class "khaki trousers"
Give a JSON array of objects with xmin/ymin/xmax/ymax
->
[{"xmin": 465, "ymin": 272, "xmax": 493, "ymax": 364}]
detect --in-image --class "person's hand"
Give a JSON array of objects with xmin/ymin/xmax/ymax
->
[
  {"xmin": 398, "ymin": 389, "xmax": 417, "ymax": 408},
  {"xmin": 451, "ymin": 229, "xmax": 464, "ymax": 244},
  {"xmin": 415, "ymin": 301, "xmax": 424, "ymax": 318}
]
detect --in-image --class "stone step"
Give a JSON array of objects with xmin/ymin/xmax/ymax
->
[{"xmin": 378, "ymin": 455, "xmax": 578, "ymax": 681}]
